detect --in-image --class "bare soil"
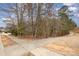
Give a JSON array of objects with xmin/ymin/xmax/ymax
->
[
  {"xmin": 43, "ymin": 34, "xmax": 79, "ymax": 56},
  {"xmin": 0, "ymin": 35, "xmax": 16, "ymax": 47}
]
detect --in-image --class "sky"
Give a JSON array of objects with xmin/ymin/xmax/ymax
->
[
  {"xmin": 54, "ymin": 3, "xmax": 79, "ymax": 27},
  {"xmin": 0, "ymin": 3, "xmax": 79, "ymax": 27}
]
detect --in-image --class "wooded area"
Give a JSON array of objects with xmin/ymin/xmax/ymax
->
[{"xmin": 0, "ymin": 3, "xmax": 77, "ymax": 39}]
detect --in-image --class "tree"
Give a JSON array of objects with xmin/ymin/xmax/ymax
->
[
  {"xmin": 0, "ymin": 3, "xmax": 77, "ymax": 38},
  {"xmin": 58, "ymin": 5, "xmax": 77, "ymax": 35},
  {"xmin": 34, "ymin": 3, "xmax": 54, "ymax": 38},
  {"xmin": 0, "ymin": 3, "xmax": 27, "ymax": 36}
]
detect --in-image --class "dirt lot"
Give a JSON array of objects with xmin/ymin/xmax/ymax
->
[
  {"xmin": 43, "ymin": 33, "xmax": 79, "ymax": 56},
  {"xmin": 1, "ymin": 32, "xmax": 79, "ymax": 56}
]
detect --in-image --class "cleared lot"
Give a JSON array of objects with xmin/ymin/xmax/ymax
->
[
  {"xmin": 0, "ymin": 32, "xmax": 79, "ymax": 56},
  {"xmin": 43, "ymin": 34, "xmax": 79, "ymax": 55}
]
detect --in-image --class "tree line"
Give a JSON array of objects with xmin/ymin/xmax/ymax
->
[{"xmin": 0, "ymin": 3, "xmax": 77, "ymax": 39}]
